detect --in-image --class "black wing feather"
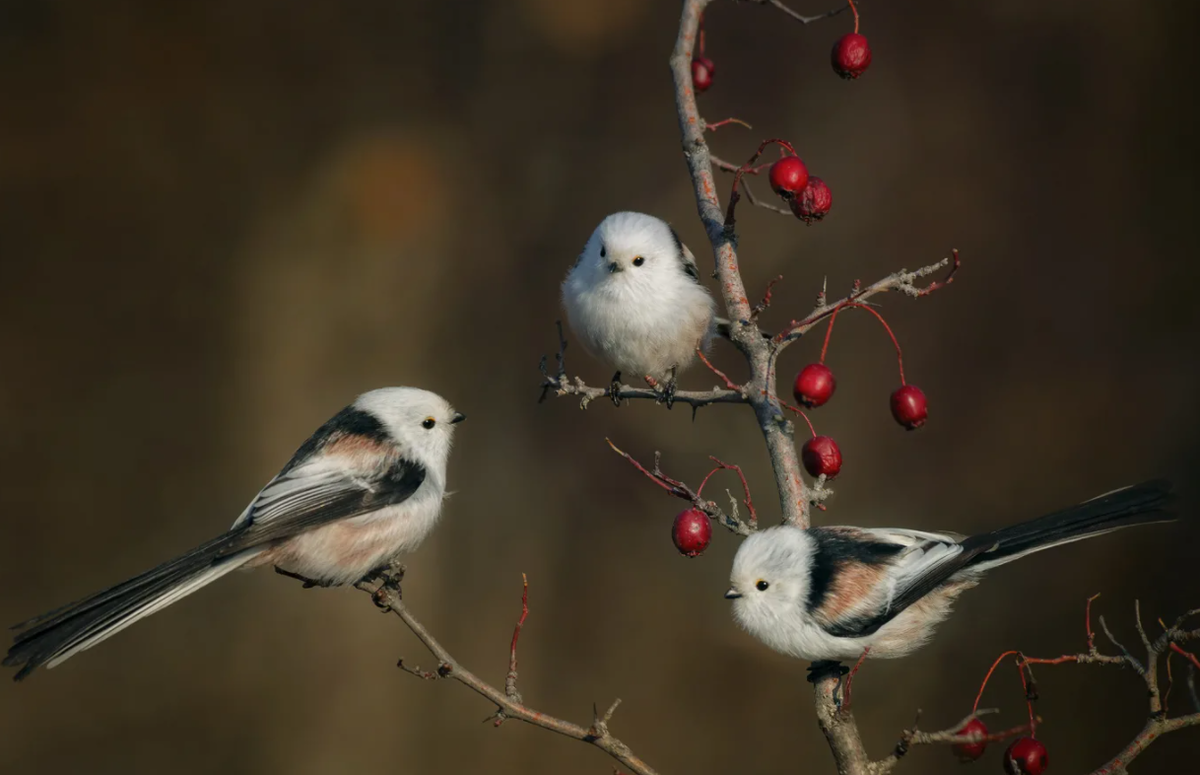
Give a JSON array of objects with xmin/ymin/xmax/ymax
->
[{"xmin": 820, "ymin": 480, "xmax": 1175, "ymax": 639}]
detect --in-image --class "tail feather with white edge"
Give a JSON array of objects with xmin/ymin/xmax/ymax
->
[
  {"xmin": 967, "ymin": 479, "xmax": 1175, "ymax": 572},
  {"xmin": 4, "ymin": 541, "xmax": 262, "ymax": 681}
]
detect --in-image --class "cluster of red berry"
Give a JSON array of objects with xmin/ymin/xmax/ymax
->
[
  {"xmin": 691, "ymin": 3, "xmax": 874, "ymax": 224},
  {"xmin": 791, "ymin": 303, "xmax": 929, "ymax": 480},
  {"xmin": 768, "ymin": 155, "xmax": 832, "ymax": 224},
  {"xmin": 954, "ymin": 718, "xmax": 1049, "ymax": 774}
]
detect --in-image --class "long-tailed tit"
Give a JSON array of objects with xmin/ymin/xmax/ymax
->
[
  {"xmin": 5, "ymin": 387, "xmax": 465, "ymax": 681},
  {"xmin": 561, "ymin": 211, "xmax": 717, "ymax": 406},
  {"xmin": 725, "ymin": 480, "xmax": 1174, "ymax": 663}
]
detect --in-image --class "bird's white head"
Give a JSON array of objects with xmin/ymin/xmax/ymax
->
[
  {"xmin": 574, "ymin": 211, "xmax": 691, "ymax": 290},
  {"xmin": 353, "ymin": 387, "xmax": 464, "ymax": 474},
  {"xmin": 726, "ymin": 526, "xmax": 816, "ymax": 636}
]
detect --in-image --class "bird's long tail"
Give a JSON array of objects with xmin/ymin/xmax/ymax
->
[
  {"xmin": 4, "ymin": 537, "xmax": 263, "ymax": 681},
  {"xmin": 968, "ymin": 479, "xmax": 1175, "ymax": 572}
]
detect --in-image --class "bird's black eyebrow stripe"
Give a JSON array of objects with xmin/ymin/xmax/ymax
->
[
  {"xmin": 668, "ymin": 225, "xmax": 700, "ymax": 282},
  {"xmin": 276, "ymin": 406, "xmax": 391, "ymax": 477},
  {"xmin": 804, "ymin": 528, "xmax": 904, "ymax": 614}
]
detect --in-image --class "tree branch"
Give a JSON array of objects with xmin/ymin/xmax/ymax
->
[
  {"xmin": 964, "ymin": 601, "xmax": 1200, "ymax": 775},
  {"xmin": 872, "ymin": 709, "xmax": 1034, "ymax": 775},
  {"xmin": 354, "ymin": 572, "xmax": 659, "ymax": 775},
  {"xmin": 672, "ymin": 0, "xmax": 811, "ymax": 529},
  {"xmin": 1090, "ymin": 713, "xmax": 1200, "ymax": 775},
  {"xmin": 539, "ymin": 320, "xmax": 746, "ymax": 411}
]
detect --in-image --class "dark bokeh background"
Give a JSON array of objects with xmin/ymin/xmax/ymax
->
[{"xmin": 2, "ymin": 1, "xmax": 1197, "ymax": 772}]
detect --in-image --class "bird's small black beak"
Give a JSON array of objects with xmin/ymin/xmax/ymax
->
[
  {"xmin": 608, "ymin": 262, "xmax": 622, "ymax": 274},
  {"xmin": 450, "ymin": 412, "xmax": 466, "ymax": 424},
  {"xmin": 724, "ymin": 588, "xmax": 742, "ymax": 600}
]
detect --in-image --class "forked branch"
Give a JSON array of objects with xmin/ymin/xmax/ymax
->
[{"xmin": 354, "ymin": 572, "xmax": 659, "ymax": 775}]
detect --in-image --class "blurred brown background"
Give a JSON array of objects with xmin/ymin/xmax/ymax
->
[{"xmin": 2, "ymin": 1, "xmax": 1197, "ymax": 772}]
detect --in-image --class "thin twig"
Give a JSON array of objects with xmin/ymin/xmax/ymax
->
[
  {"xmin": 873, "ymin": 708, "xmax": 1035, "ymax": 775},
  {"xmin": 605, "ymin": 439, "xmax": 752, "ymax": 535},
  {"xmin": 355, "ymin": 573, "xmax": 659, "ymax": 775},
  {"xmin": 751, "ymin": 275, "xmax": 784, "ymax": 319},
  {"xmin": 1099, "ymin": 615, "xmax": 1146, "ymax": 675},
  {"xmin": 746, "ymin": 0, "xmax": 851, "ymax": 25},
  {"xmin": 706, "ymin": 456, "xmax": 758, "ymax": 529},
  {"xmin": 705, "ymin": 117, "xmax": 752, "ymax": 132},
  {"xmin": 774, "ymin": 250, "xmax": 962, "ymax": 349},
  {"xmin": 498, "ymin": 573, "xmax": 530, "ymax": 715},
  {"xmin": 741, "ymin": 177, "xmax": 793, "ymax": 216},
  {"xmin": 696, "ymin": 349, "xmax": 743, "ymax": 392}
]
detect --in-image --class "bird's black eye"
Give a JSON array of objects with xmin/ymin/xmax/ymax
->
[
  {"xmin": 600, "ymin": 246, "xmax": 606, "ymax": 258},
  {"xmin": 632, "ymin": 256, "xmax": 645, "ymax": 267},
  {"xmin": 755, "ymin": 580, "xmax": 770, "ymax": 591},
  {"xmin": 421, "ymin": 417, "xmax": 436, "ymax": 429}
]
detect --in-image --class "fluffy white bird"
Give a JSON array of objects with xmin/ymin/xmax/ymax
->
[
  {"xmin": 561, "ymin": 211, "xmax": 717, "ymax": 405},
  {"xmin": 726, "ymin": 480, "xmax": 1174, "ymax": 663},
  {"xmin": 5, "ymin": 387, "xmax": 465, "ymax": 680}
]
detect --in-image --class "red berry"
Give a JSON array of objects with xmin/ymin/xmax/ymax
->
[
  {"xmin": 691, "ymin": 56, "xmax": 714, "ymax": 93},
  {"xmin": 793, "ymin": 363, "xmax": 836, "ymax": 408},
  {"xmin": 831, "ymin": 33, "xmax": 872, "ymax": 79},
  {"xmin": 769, "ymin": 156, "xmax": 810, "ymax": 198},
  {"xmin": 1003, "ymin": 737, "xmax": 1048, "ymax": 775},
  {"xmin": 890, "ymin": 384, "xmax": 928, "ymax": 429},
  {"xmin": 791, "ymin": 177, "xmax": 832, "ymax": 223},
  {"xmin": 672, "ymin": 508, "xmax": 712, "ymax": 557},
  {"xmin": 801, "ymin": 436, "xmax": 842, "ymax": 478},
  {"xmin": 952, "ymin": 718, "xmax": 989, "ymax": 762}
]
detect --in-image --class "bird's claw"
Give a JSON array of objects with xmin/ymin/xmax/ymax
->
[
  {"xmin": 663, "ymin": 367, "xmax": 678, "ymax": 410},
  {"xmin": 805, "ymin": 660, "xmax": 848, "ymax": 684},
  {"xmin": 274, "ymin": 566, "xmax": 335, "ymax": 588},
  {"xmin": 361, "ymin": 560, "xmax": 406, "ymax": 590},
  {"xmin": 806, "ymin": 662, "xmax": 854, "ymax": 710},
  {"xmin": 609, "ymin": 371, "xmax": 623, "ymax": 407}
]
